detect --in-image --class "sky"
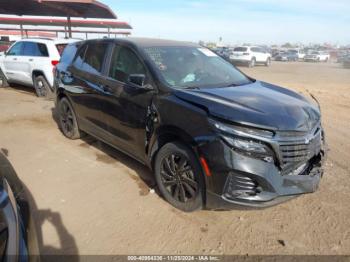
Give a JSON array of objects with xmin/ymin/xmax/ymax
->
[{"xmin": 103, "ymin": 0, "xmax": 350, "ymax": 45}]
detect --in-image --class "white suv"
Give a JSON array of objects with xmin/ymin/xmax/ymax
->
[
  {"xmin": 0, "ymin": 38, "xmax": 78, "ymax": 97},
  {"xmin": 304, "ymin": 51, "xmax": 330, "ymax": 62},
  {"xmin": 230, "ymin": 46, "xmax": 271, "ymax": 67}
]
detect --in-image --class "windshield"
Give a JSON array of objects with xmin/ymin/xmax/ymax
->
[
  {"xmin": 143, "ymin": 46, "xmax": 252, "ymax": 88},
  {"xmin": 311, "ymin": 51, "xmax": 319, "ymax": 54}
]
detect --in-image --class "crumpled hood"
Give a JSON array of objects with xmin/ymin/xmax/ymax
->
[{"xmin": 174, "ymin": 81, "xmax": 320, "ymax": 131}]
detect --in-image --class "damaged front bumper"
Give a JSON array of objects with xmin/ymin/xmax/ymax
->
[{"xmin": 198, "ymin": 132, "xmax": 327, "ymax": 209}]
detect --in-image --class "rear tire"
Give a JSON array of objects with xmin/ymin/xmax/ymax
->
[
  {"xmin": 33, "ymin": 75, "xmax": 53, "ymax": 99},
  {"xmin": 248, "ymin": 58, "xmax": 256, "ymax": 68},
  {"xmin": 0, "ymin": 69, "xmax": 9, "ymax": 88},
  {"xmin": 58, "ymin": 97, "xmax": 82, "ymax": 140},
  {"xmin": 154, "ymin": 142, "xmax": 204, "ymax": 212}
]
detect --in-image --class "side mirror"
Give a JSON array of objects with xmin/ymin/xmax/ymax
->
[{"xmin": 128, "ymin": 74, "xmax": 146, "ymax": 87}]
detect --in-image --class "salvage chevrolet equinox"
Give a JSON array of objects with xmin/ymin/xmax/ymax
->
[{"xmin": 54, "ymin": 38, "xmax": 326, "ymax": 212}]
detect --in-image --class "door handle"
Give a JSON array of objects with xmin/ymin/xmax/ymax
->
[
  {"xmin": 12, "ymin": 58, "xmax": 17, "ymax": 61},
  {"xmin": 29, "ymin": 58, "xmax": 34, "ymax": 62}
]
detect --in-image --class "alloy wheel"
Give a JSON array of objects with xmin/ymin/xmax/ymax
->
[
  {"xmin": 160, "ymin": 153, "xmax": 198, "ymax": 203},
  {"xmin": 35, "ymin": 79, "xmax": 47, "ymax": 97},
  {"xmin": 60, "ymin": 101, "xmax": 74, "ymax": 136}
]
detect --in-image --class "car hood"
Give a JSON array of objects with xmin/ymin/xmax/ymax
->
[{"xmin": 174, "ymin": 81, "xmax": 320, "ymax": 131}]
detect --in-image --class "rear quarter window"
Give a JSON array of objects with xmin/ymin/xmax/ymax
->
[{"xmin": 56, "ymin": 44, "xmax": 68, "ymax": 56}]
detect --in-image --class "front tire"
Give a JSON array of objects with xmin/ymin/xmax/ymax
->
[
  {"xmin": 154, "ymin": 142, "xmax": 204, "ymax": 212},
  {"xmin": 265, "ymin": 57, "xmax": 271, "ymax": 66},
  {"xmin": 33, "ymin": 75, "xmax": 53, "ymax": 98},
  {"xmin": 0, "ymin": 69, "xmax": 9, "ymax": 88},
  {"xmin": 58, "ymin": 97, "xmax": 82, "ymax": 140}
]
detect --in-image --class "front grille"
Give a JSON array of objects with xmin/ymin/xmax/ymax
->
[{"xmin": 279, "ymin": 131, "xmax": 322, "ymax": 165}]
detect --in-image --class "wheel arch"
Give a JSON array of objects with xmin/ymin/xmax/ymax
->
[
  {"xmin": 32, "ymin": 70, "xmax": 49, "ymax": 84},
  {"xmin": 148, "ymin": 125, "xmax": 198, "ymax": 171}
]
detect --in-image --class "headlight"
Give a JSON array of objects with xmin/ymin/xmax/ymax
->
[
  {"xmin": 209, "ymin": 119, "xmax": 274, "ymax": 139},
  {"xmin": 210, "ymin": 119, "xmax": 275, "ymax": 161}
]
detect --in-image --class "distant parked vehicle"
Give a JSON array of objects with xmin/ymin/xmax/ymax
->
[
  {"xmin": 0, "ymin": 41, "xmax": 12, "ymax": 52},
  {"xmin": 230, "ymin": 46, "xmax": 271, "ymax": 67},
  {"xmin": 288, "ymin": 49, "xmax": 305, "ymax": 60},
  {"xmin": 337, "ymin": 52, "xmax": 349, "ymax": 63},
  {"xmin": 343, "ymin": 56, "xmax": 350, "ymax": 68},
  {"xmin": 0, "ymin": 38, "xmax": 78, "ymax": 98},
  {"xmin": 304, "ymin": 51, "xmax": 330, "ymax": 62},
  {"xmin": 274, "ymin": 51, "xmax": 299, "ymax": 62}
]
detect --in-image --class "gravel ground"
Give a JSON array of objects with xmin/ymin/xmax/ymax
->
[{"xmin": 0, "ymin": 61, "xmax": 349, "ymax": 256}]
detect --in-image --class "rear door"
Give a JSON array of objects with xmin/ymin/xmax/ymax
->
[
  {"xmin": 99, "ymin": 43, "xmax": 155, "ymax": 161},
  {"xmin": 63, "ymin": 41, "xmax": 111, "ymax": 137},
  {"xmin": 22, "ymin": 41, "xmax": 50, "ymax": 85},
  {"xmin": 251, "ymin": 47, "xmax": 262, "ymax": 62}
]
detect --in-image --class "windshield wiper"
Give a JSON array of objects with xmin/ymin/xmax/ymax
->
[{"xmin": 183, "ymin": 86, "xmax": 200, "ymax": 90}]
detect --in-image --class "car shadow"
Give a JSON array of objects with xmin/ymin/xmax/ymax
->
[
  {"xmin": 7, "ymin": 84, "xmax": 37, "ymax": 96},
  {"xmin": 0, "ymin": 152, "xmax": 79, "ymax": 261},
  {"xmin": 50, "ymin": 106, "xmax": 159, "ymax": 198}
]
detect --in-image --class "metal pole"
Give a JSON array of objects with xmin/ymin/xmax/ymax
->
[
  {"xmin": 108, "ymin": 27, "xmax": 110, "ymax": 38},
  {"xmin": 85, "ymin": 32, "xmax": 88, "ymax": 39},
  {"xmin": 64, "ymin": 26, "xmax": 67, "ymax": 38},
  {"xmin": 20, "ymin": 23, "xmax": 23, "ymax": 38},
  {"xmin": 67, "ymin": 16, "xmax": 72, "ymax": 38}
]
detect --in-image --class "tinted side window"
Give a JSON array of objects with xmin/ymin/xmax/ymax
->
[
  {"xmin": 7, "ymin": 42, "xmax": 23, "ymax": 56},
  {"xmin": 22, "ymin": 42, "xmax": 49, "ymax": 57},
  {"xmin": 37, "ymin": 43, "xmax": 49, "ymax": 56},
  {"xmin": 251, "ymin": 47, "xmax": 259, "ymax": 52},
  {"xmin": 73, "ymin": 45, "xmax": 87, "ymax": 69},
  {"xmin": 81, "ymin": 42, "xmax": 109, "ymax": 75},
  {"xmin": 108, "ymin": 45, "xmax": 146, "ymax": 83}
]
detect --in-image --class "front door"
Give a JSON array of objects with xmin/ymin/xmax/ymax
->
[
  {"xmin": 100, "ymin": 44, "xmax": 155, "ymax": 162},
  {"xmin": 3, "ymin": 42, "xmax": 27, "ymax": 83}
]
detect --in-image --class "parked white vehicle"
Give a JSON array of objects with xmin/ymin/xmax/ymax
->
[
  {"xmin": 229, "ymin": 46, "xmax": 271, "ymax": 67},
  {"xmin": 0, "ymin": 38, "xmax": 78, "ymax": 97},
  {"xmin": 289, "ymin": 49, "xmax": 305, "ymax": 60},
  {"xmin": 304, "ymin": 51, "xmax": 330, "ymax": 62}
]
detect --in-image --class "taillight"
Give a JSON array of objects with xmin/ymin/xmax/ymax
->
[
  {"xmin": 51, "ymin": 60, "xmax": 59, "ymax": 66},
  {"xmin": 243, "ymin": 52, "xmax": 250, "ymax": 55}
]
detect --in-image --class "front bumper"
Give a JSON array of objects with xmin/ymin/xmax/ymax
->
[
  {"xmin": 304, "ymin": 57, "xmax": 318, "ymax": 62},
  {"xmin": 275, "ymin": 57, "xmax": 288, "ymax": 61},
  {"xmin": 198, "ymin": 138, "xmax": 326, "ymax": 209}
]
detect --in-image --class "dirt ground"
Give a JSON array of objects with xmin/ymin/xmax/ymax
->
[{"xmin": 0, "ymin": 61, "xmax": 349, "ymax": 256}]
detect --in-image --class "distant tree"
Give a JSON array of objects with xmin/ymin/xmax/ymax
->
[{"xmin": 282, "ymin": 42, "xmax": 294, "ymax": 48}]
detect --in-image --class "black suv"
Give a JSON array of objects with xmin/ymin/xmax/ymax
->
[{"xmin": 54, "ymin": 38, "xmax": 326, "ymax": 211}]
